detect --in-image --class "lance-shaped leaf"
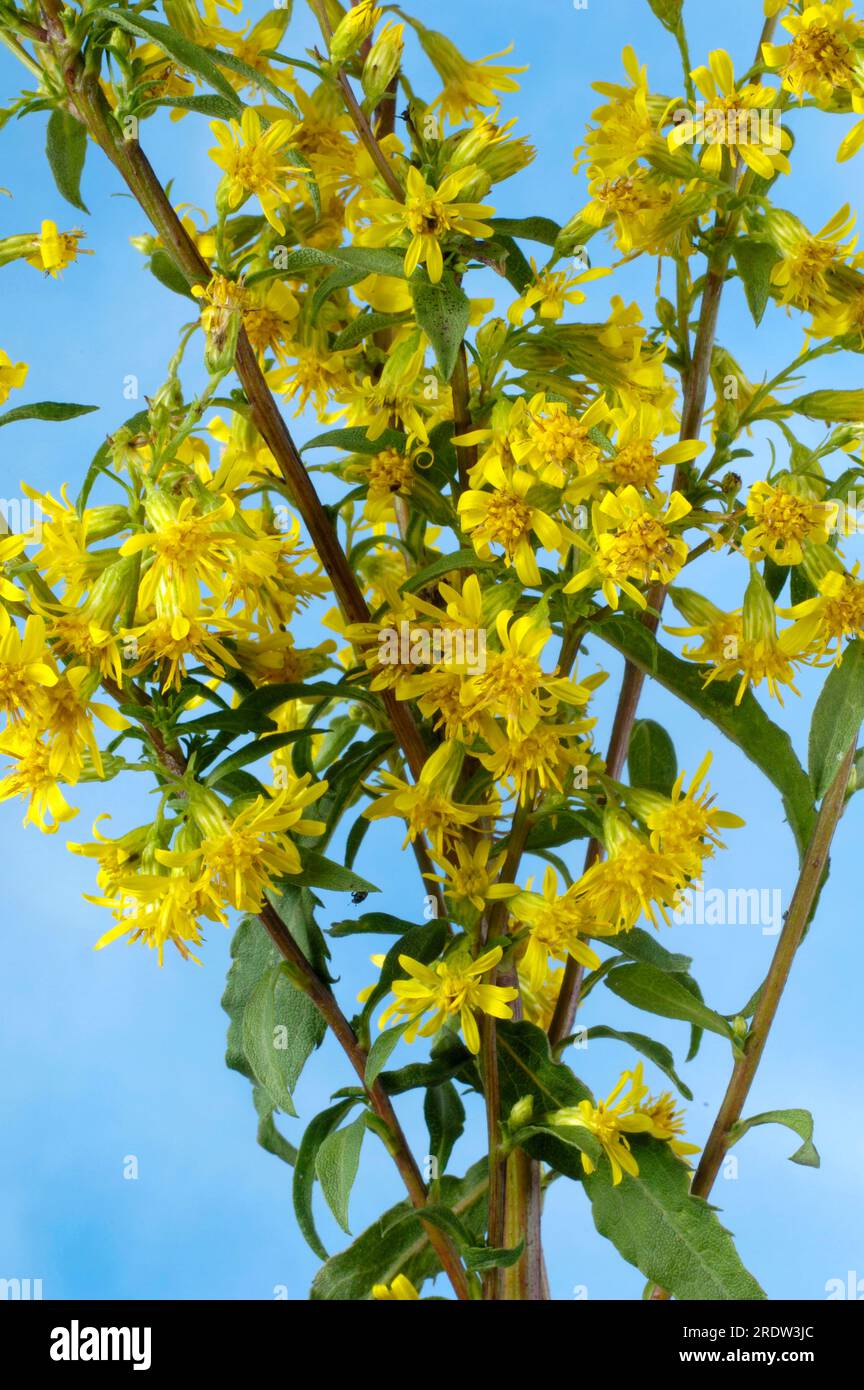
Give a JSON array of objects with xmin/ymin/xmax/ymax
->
[
  {"xmin": 732, "ymin": 239, "xmax": 781, "ymax": 327},
  {"xmin": 411, "ymin": 271, "xmax": 471, "ymax": 379},
  {"xmin": 315, "ymin": 1112, "xmax": 367, "ymax": 1234},
  {"xmin": 364, "ymin": 1021, "xmax": 410, "ymax": 1088},
  {"xmin": 92, "ymin": 11, "xmax": 243, "ymax": 113},
  {"xmin": 45, "ymin": 109, "xmax": 89, "ymax": 213},
  {"xmin": 628, "ymin": 718, "xmax": 678, "ymax": 795},
  {"xmin": 424, "ymin": 1080, "xmax": 465, "ymax": 1177},
  {"xmin": 604, "ymin": 962, "xmax": 734, "ymax": 1040},
  {"xmin": 584, "ymin": 1138, "xmax": 766, "ymax": 1300},
  {"xmin": 310, "ymin": 1160, "xmax": 488, "ymax": 1300},
  {"xmin": 808, "ymin": 638, "xmax": 864, "ymax": 799},
  {"xmin": 293, "ymin": 1098, "xmax": 361, "ymax": 1259},
  {"xmin": 729, "ymin": 1109, "xmax": 820, "ymax": 1167},
  {"xmin": 585, "ymin": 1026, "xmax": 693, "ymax": 1101},
  {"xmin": 0, "ymin": 401, "xmax": 97, "ymax": 428},
  {"xmin": 241, "ymin": 962, "xmax": 326, "ymax": 1116},
  {"xmin": 594, "ymin": 612, "xmax": 816, "ymax": 857}
]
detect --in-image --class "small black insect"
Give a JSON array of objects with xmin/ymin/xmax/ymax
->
[{"xmin": 351, "ymin": 890, "xmax": 369, "ymax": 905}]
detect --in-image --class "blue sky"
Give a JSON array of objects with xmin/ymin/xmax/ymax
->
[{"xmin": 0, "ymin": 0, "xmax": 862, "ymax": 1301}]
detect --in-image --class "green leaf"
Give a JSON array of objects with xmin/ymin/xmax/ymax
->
[
  {"xmin": 410, "ymin": 271, "xmax": 471, "ymax": 380},
  {"xmin": 329, "ymin": 911, "xmax": 430, "ymax": 938},
  {"xmin": 274, "ymin": 245, "xmax": 407, "ymax": 279},
  {"xmin": 45, "ymin": 109, "xmax": 89, "ymax": 213},
  {"xmin": 808, "ymin": 638, "xmax": 864, "ymax": 799},
  {"xmin": 597, "ymin": 611, "xmax": 816, "ymax": 857},
  {"xmin": 293, "ymin": 1099, "xmax": 359, "ymax": 1259},
  {"xmin": 400, "ymin": 548, "xmax": 497, "ymax": 593},
  {"xmin": 0, "ymin": 400, "xmax": 98, "ymax": 428},
  {"xmin": 486, "ymin": 216, "xmax": 561, "ymax": 246},
  {"xmin": 584, "ymin": 1138, "xmax": 766, "ymax": 1299},
  {"xmin": 364, "ymin": 1021, "xmax": 409, "ymax": 1087},
  {"xmin": 730, "ymin": 1108, "xmax": 820, "ymax": 1167},
  {"xmin": 282, "ymin": 850, "xmax": 379, "ymax": 895},
  {"xmin": 148, "ymin": 248, "xmax": 196, "ymax": 298},
  {"xmin": 732, "ymin": 239, "xmax": 780, "ymax": 327},
  {"xmin": 611, "ymin": 927, "xmax": 693, "ymax": 975},
  {"xmin": 93, "ymin": 11, "xmax": 243, "ymax": 112},
  {"xmin": 241, "ymin": 962, "xmax": 326, "ymax": 1116},
  {"xmin": 253, "ymin": 1087, "xmax": 298, "ymax": 1167},
  {"xmin": 604, "ymin": 963, "xmax": 734, "ymax": 1040},
  {"xmin": 628, "ymin": 718, "xmax": 678, "ymax": 795},
  {"xmin": 464, "ymin": 1241, "xmax": 524, "ymax": 1272},
  {"xmin": 424, "ymin": 1080, "xmax": 465, "ymax": 1177},
  {"xmin": 332, "ymin": 309, "xmax": 413, "ymax": 350},
  {"xmin": 585, "ymin": 1026, "xmax": 693, "ymax": 1100},
  {"xmin": 303, "ymin": 425, "xmax": 406, "ymax": 454},
  {"xmin": 204, "ymin": 46, "xmax": 302, "ymax": 120},
  {"xmin": 315, "ymin": 1113, "xmax": 367, "ymax": 1235},
  {"xmin": 141, "ymin": 92, "xmax": 241, "ymax": 120},
  {"xmin": 310, "ymin": 1160, "xmax": 488, "ymax": 1300},
  {"xmin": 205, "ymin": 729, "xmax": 319, "ymax": 784}
]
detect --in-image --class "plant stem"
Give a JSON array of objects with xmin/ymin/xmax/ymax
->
[
  {"xmin": 650, "ymin": 735, "xmax": 858, "ymax": 1299},
  {"xmin": 258, "ymin": 902, "xmax": 471, "ymax": 1301}
]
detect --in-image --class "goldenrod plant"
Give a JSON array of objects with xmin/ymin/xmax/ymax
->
[{"xmin": 1, "ymin": 0, "xmax": 863, "ymax": 1301}]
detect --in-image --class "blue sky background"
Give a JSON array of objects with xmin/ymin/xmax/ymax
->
[{"xmin": 1, "ymin": 0, "xmax": 862, "ymax": 1301}]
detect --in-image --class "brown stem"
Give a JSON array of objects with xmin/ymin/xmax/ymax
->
[
  {"xmin": 258, "ymin": 904, "xmax": 471, "ymax": 1300},
  {"xmin": 451, "ymin": 343, "xmax": 477, "ymax": 493},
  {"xmin": 651, "ymin": 736, "xmax": 858, "ymax": 1299},
  {"xmin": 481, "ymin": 799, "xmax": 531, "ymax": 1297}
]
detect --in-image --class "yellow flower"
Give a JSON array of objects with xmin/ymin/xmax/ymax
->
[
  {"xmin": 637, "ymin": 1091, "xmax": 701, "ymax": 1163},
  {"xmin": 564, "ymin": 485, "xmax": 691, "ymax": 609},
  {"xmin": 26, "ymin": 220, "xmax": 90, "ymax": 277},
  {"xmin": 379, "ymin": 943, "xmax": 518, "ymax": 1055},
  {"xmin": 768, "ymin": 206, "xmax": 864, "ymax": 313},
  {"xmin": 415, "ymin": 26, "xmax": 526, "ymax": 124},
  {"xmin": 762, "ymin": 1, "xmax": 864, "ymax": 105},
  {"xmin": 426, "ymin": 840, "xmax": 518, "ymax": 913},
  {"xmin": 160, "ymin": 781, "xmax": 327, "ymax": 913},
  {"xmin": 509, "ymin": 867, "xmax": 602, "ymax": 990},
  {"xmin": 576, "ymin": 812, "xmax": 692, "ymax": 931},
  {"xmin": 507, "ymin": 259, "xmax": 610, "ymax": 325},
  {"xmin": 209, "ymin": 108, "xmax": 307, "ymax": 233},
  {"xmin": 372, "ymin": 1274, "xmax": 420, "ymax": 1300},
  {"xmin": 0, "ymin": 348, "xmax": 28, "ymax": 404},
  {"xmin": 460, "ymin": 607, "xmax": 600, "ymax": 736},
  {"xmin": 0, "ymin": 727, "xmax": 79, "ymax": 833},
  {"xmin": 477, "ymin": 718, "xmax": 596, "ymax": 803},
  {"xmin": 0, "ymin": 611, "xmax": 58, "ymax": 719},
  {"xmin": 361, "ymin": 165, "xmax": 494, "ymax": 283},
  {"xmin": 574, "ymin": 46, "xmax": 664, "ymax": 179},
  {"xmin": 742, "ymin": 479, "xmax": 838, "ymax": 565},
  {"xmin": 363, "ymin": 740, "xmax": 493, "ymax": 851},
  {"xmin": 550, "ymin": 1065, "xmax": 655, "ymax": 1185},
  {"xmin": 636, "ymin": 752, "xmax": 745, "ymax": 872},
  {"xmin": 668, "ymin": 50, "xmax": 790, "ymax": 180},
  {"xmin": 91, "ymin": 871, "xmax": 226, "ymax": 965},
  {"xmin": 781, "ymin": 560, "xmax": 864, "ymax": 662},
  {"xmin": 458, "ymin": 459, "xmax": 565, "ymax": 585}
]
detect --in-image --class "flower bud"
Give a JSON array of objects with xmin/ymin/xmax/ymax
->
[
  {"xmin": 330, "ymin": 0, "xmax": 381, "ymax": 66},
  {"xmin": 361, "ymin": 20, "xmax": 403, "ymax": 107},
  {"xmin": 508, "ymin": 1095, "xmax": 534, "ymax": 1129}
]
